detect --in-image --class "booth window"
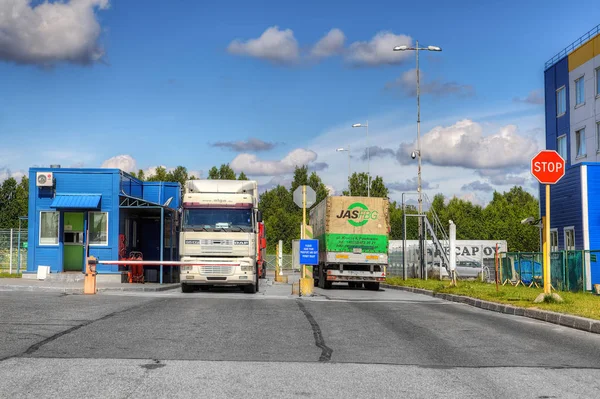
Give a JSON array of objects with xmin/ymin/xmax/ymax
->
[
  {"xmin": 40, "ymin": 211, "xmax": 59, "ymax": 245},
  {"xmin": 90, "ymin": 212, "xmax": 108, "ymax": 245}
]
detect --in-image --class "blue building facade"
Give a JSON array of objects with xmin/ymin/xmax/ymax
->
[
  {"xmin": 542, "ymin": 25, "xmax": 600, "ymax": 289},
  {"xmin": 27, "ymin": 167, "xmax": 180, "ymax": 282}
]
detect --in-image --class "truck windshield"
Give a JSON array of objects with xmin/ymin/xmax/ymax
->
[{"xmin": 183, "ymin": 208, "xmax": 253, "ymax": 232}]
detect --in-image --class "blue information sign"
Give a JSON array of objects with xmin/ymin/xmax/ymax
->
[{"xmin": 299, "ymin": 239, "xmax": 319, "ymax": 265}]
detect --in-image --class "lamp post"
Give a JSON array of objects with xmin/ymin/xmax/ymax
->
[
  {"xmin": 336, "ymin": 147, "xmax": 351, "ymax": 196},
  {"xmin": 394, "ymin": 40, "xmax": 441, "ymax": 275},
  {"xmin": 352, "ymin": 121, "xmax": 369, "ymax": 197}
]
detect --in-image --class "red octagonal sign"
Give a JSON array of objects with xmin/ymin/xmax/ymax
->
[{"xmin": 531, "ymin": 150, "xmax": 565, "ymax": 184}]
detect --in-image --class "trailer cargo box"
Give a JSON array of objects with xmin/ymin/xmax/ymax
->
[{"xmin": 309, "ymin": 196, "xmax": 390, "ymax": 290}]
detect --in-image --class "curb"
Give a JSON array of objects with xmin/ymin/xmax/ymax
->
[
  {"xmin": 0, "ymin": 283, "xmax": 180, "ymax": 294},
  {"xmin": 381, "ymin": 283, "xmax": 600, "ymax": 335}
]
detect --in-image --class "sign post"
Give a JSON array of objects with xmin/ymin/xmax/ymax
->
[
  {"xmin": 293, "ymin": 185, "xmax": 317, "ymax": 296},
  {"xmin": 530, "ymin": 150, "xmax": 565, "ymax": 302}
]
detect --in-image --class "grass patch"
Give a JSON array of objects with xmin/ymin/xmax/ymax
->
[
  {"xmin": 0, "ymin": 272, "xmax": 22, "ymax": 278},
  {"xmin": 385, "ymin": 277, "xmax": 600, "ymax": 321}
]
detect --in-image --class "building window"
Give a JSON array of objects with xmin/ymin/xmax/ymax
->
[
  {"xmin": 89, "ymin": 212, "xmax": 108, "ymax": 245},
  {"xmin": 40, "ymin": 211, "xmax": 59, "ymax": 245},
  {"xmin": 575, "ymin": 128, "xmax": 586, "ymax": 158},
  {"xmin": 550, "ymin": 229, "xmax": 558, "ymax": 252},
  {"xmin": 597, "ymin": 122, "xmax": 600, "ymax": 152},
  {"xmin": 556, "ymin": 86, "xmax": 566, "ymax": 116},
  {"xmin": 557, "ymin": 135, "xmax": 567, "ymax": 160},
  {"xmin": 564, "ymin": 227, "xmax": 575, "ymax": 250},
  {"xmin": 575, "ymin": 76, "xmax": 585, "ymax": 105},
  {"xmin": 596, "ymin": 67, "xmax": 600, "ymax": 96}
]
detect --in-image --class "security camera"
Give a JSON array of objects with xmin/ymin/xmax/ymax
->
[
  {"xmin": 521, "ymin": 217, "xmax": 535, "ymax": 225},
  {"xmin": 411, "ymin": 151, "xmax": 417, "ymax": 159}
]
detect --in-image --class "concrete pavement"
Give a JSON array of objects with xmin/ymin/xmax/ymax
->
[{"xmin": 1, "ymin": 278, "xmax": 600, "ymax": 398}]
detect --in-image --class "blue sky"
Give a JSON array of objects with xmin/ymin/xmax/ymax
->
[{"xmin": 1, "ymin": 0, "xmax": 599, "ymax": 205}]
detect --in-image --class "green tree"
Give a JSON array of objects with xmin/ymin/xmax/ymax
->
[
  {"xmin": 218, "ymin": 164, "xmax": 237, "ymax": 180},
  {"xmin": 166, "ymin": 166, "xmax": 189, "ymax": 188},
  {"xmin": 0, "ymin": 176, "xmax": 28, "ymax": 228},
  {"xmin": 238, "ymin": 171, "xmax": 248, "ymax": 180},
  {"xmin": 342, "ymin": 172, "xmax": 388, "ymax": 198},
  {"xmin": 483, "ymin": 186, "xmax": 539, "ymax": 252},
  {"xmin": 207, "ymin": 164, "xmax": 237, "ymax": 180},
  {"xmin": 146, "ymin": 166, "xmax": 168, "ymax": 181},
  {"xmin": 207, "ymin": 166, "xmax": 219, "ymax": 179}
]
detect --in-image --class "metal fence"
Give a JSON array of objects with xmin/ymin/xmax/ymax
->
[
  {"xmin": 387, "ymin": 241, "xmax": 500, "ymax": 282},
  {"xmin": 265, "ymin": 254, "xmax": 297, "ymax": 272},
  {"xmin": 499, "ymin": 251, "xmax": 593, "ymax": 292},
  {"xmin": 0, "ymin": 229, "xmax": 29, "ymax": 274}
]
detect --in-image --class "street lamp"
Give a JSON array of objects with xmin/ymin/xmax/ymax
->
[
  {"xmin": 336, "ymin": 147, "xmax": 351, "ymax": 196},
  {"xmin": 352, "ymin": 121, "xmax": 369, "ymax": 197},
  {"xmin": 394, "ymin": 40, "xmax": 442, "ymax": 275}
]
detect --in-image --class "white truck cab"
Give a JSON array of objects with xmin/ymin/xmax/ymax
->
[{"xmin": 179, "ymin": 179, "xmax": 262, "ymax": 294}]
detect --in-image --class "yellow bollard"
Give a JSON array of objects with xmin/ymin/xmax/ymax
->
[
  {"xmin": 84, "ymin": 256, "xmax": 98, "ymax": 295},
  {"xmin": 299, "ymin": 278, "xmax": 314, "ymax": 296}
]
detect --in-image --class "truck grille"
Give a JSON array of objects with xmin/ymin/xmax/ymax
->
[
  {"xmin": 201, "ymin": 265, "xmax": 234, "ymax": 275},
  {"xmin": 201, "ymin": 247, "xmax": 233, "ymax": 254},
  {"xmin": 201, "ymin": 239, "xmax": 234, "ymax": 246}
]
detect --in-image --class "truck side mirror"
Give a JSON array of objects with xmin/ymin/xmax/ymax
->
[{"xmin": 257, "ymin": 210, "xmax": 263, "ymax": 223}]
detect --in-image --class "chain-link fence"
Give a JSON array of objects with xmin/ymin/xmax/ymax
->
[
  {"xmin": 0, "ymin": 229, "xmax": 29, "ymax": 274},
  {"xmin": 499, "ymin": 251, "xmax": 592, "ymax": 292},
  {"xmin": 388, "ymin": 240, "xmax": 502, "ymax": 282},
  {"xmin": 265, "ymin": 254, "xmax": 296, "ymax": 272}
]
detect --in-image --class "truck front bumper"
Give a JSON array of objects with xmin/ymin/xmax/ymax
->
[{"xmin": 325, "ymin": 270, "xmax": 386, "ymax": 282}]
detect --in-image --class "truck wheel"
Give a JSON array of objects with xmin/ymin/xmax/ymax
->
[
  {"xmin": 365, "ymin": 282, "xmax": 380, "ymax": 291},
  {"xmin": 244, "ymin": 267, "xmax": 259, "ymax": 294},
  {"xmin": 181, "ymin": 283, "xmax": 193, "ymax": 293}
]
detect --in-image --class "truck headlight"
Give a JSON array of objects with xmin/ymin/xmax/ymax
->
[
  {"xmin": 241, "ymin": 264, "xmax": 254, "ymax": 272},
  {"xmin": 181, "ymin": 266, "xmax": 193, "ymax": 272}
]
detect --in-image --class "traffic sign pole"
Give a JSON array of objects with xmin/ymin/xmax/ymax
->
[
  {"xmin": 544, "ymin": 184, "xmax": 551, "ymax": 295},
  {"xmin": 530, "ymin": 150, "xmax": 564, "ymax": 303},
  {"xmin": 302, "ymin": 185, "xmax": 306, "ymax": 280}
]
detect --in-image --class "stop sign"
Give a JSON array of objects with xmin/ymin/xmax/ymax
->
[{"xmin": 531, "ymin": 150, "xmax": 565, "ymax": 184}]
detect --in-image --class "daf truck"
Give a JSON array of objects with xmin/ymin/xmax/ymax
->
[
  {"xmin": 179, "ymin": 179, "xmax": 262, "ymax": 293},
  {"xmin": 310, "ymin": 196, "xmax": 389, "ymax": 291}
]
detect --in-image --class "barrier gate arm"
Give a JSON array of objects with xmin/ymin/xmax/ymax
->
[
  {"xmin": 95, "ymin": 260, "xmax": 241, "ymax": 266},
  {"xmin": 84, "ymin": 257, "xmax": 241, "ymax": 295}
]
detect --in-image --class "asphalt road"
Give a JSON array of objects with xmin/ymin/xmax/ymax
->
[{"xmin": 1, "ymin": 280, "xmax": 600, "ymax": 398}]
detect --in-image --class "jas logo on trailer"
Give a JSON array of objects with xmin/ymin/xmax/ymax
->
[{"xmin": 336, "ymin": 202, "xmax": 378, "ymax": 227}]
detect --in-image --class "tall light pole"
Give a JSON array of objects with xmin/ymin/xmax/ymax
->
[
  {"xmin": 336, "ymin": 147, "xmax": 351, "ymax": 196},
  {"xmin": 352, "ymin": 121, "xmax": 369, "ymax": 197},
  {"xmin": 394, "ymin": 40, "xmax": 441, "ymax": 277}
]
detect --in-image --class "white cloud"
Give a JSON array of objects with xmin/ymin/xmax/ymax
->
[
  {"xmin": 0, "ymin": 0, "xmax": 110, "ymax": 66},
  {"xmin": 0, "ymin": 167, "xmax": 25, "ymax": 183},
  {"xmin": 211, "ymin": 137, "xmax": 278, "ymax": 152},
  {"xmin": 461, "ymin": 180, "xmax": 494, "ymax": 192},
  {"xmin": 386, "ymin": 68, "xmax": 475, "ymax": 97},
  {"xmin": 476, "ymin": 169, "xmax": 527, "ymax": 186},
  {"xmin": 310, "ymin": 28, "xmax": 345, "ymax": 58},
  {"xmin": 387, "ymin": 177, "xmax": 438, "ymax": 192},
  {"xmin": 227, "ymin": 26, "xmax": 299, "ymax": 64},
  {"xmin": 514, "ymin": 89, "xmax": 544, "ymax": 105},
  {"xmin": 230, "ymin": 148, "xmax": 328, "ymax": 176},
  {"xmin": 345, "ymin": 31, "xmax": 412, "ymax": 67},
  {"xmin": 453, "ymin": 192, "xmax": 487, "ymax": 207},
  {"xmin": 101, "ymin": 155, "xmax": 137, "ymax": 172},
  {"xmin": 258, "ymin": 175, "xmax": 294, "ymax": 193},
  {"xmin": 397, "ymin": 119, "xmax": 539, "ymax": 170}
]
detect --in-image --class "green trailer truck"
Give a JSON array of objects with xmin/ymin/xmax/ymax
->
[{"xmin": 310, "ymin": 196, "xmax": 390, "ymax": 291}]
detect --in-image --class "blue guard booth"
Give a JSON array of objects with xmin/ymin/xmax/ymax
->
[{"xmin": 26, "ymin": 167, "xmax": 180, "ymax": 283}]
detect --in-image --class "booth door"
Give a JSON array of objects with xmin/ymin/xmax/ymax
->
[{"xmin": 63, "ymin": 212, "xmax": 84, "ymax": 271}]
